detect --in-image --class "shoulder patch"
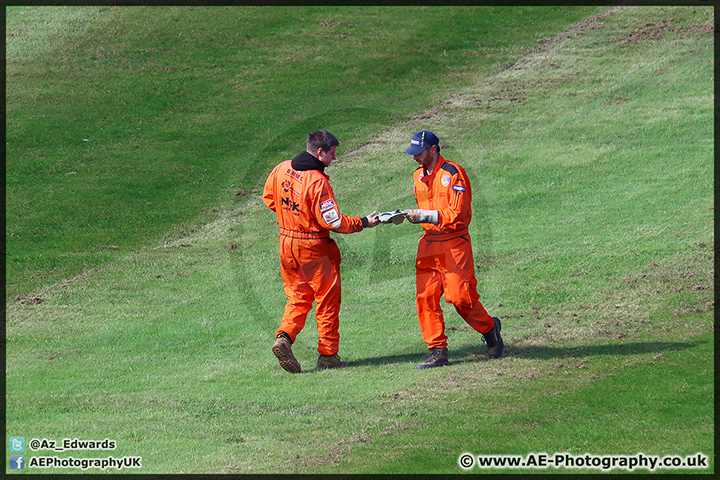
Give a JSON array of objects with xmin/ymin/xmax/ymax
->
[
  {"xmin": 440, "ymin": 162, "xmax": 459, "ymax": 176},
  {"xmin": 319, "ymin": 198, "xmax": 336, "ymax": 212},
  {"xmin": 322, "ymin": 208, "xmax": 340, "ymax": 225}
]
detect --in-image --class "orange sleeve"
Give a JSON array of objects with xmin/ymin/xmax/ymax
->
[
  {"xmin": 262, "ymin": 165, "xmax": 278, "ymax": 212},
  {"xmin": 308, "ymin": 177, "xmax": 364, "ymax": 234},
  {"xmin": 437, "ymin": 172, "xmax": 470, "ymax": 230}
]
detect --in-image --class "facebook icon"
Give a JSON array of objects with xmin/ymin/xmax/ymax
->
[{"xmin": 10, "ymin": 455, "xmax": 25, "ymax": 470}]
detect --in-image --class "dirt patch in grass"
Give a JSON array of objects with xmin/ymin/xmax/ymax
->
[
  {"xmin": 535, "ymin": 6, "xmax": 622, "ymax": 47},
  {"xmin": 615, "ymin": 19, "xmax": 715, "ymax": 43},
  {"xmin": 14, "ymin": 295, "xmax": 45, "ymax": 305}
]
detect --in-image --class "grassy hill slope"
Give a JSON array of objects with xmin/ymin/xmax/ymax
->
[
  {"xmin": 6, "ymin": 5, "xmax": 599, "ymax": 300},
  {"xmin": 5, "ymin": 5, "xmax": 714, "ymax": 475}
]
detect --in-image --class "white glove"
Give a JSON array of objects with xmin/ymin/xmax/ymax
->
[{"xmin": 403, "ymin": 209, "xmax": 439, "ymax": 224}]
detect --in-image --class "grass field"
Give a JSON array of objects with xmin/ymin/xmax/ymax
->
[
  {"xmin": 6, "ymin": 5, "xmax": 600, "ymax": 301},
  {"xmin": 5, "ymin": 5, "xmax": 714, "ymax": 475}
]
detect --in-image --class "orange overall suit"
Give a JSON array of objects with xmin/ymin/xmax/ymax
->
[
  {"xmin": 263, "ymin": 152, "xmax": 367, "ymax": 356},
  {"xmin": 413, "ymin": 155, "xmax": 495, "ymax": 349}
]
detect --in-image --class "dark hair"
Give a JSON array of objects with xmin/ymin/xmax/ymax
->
[{"xmin": 307, "ymin": 130, "xmax": 340, "ymax": 153}]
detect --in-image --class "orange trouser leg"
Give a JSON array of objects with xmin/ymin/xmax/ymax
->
[
  {"xmin": 277, "ymin": 237, "xmax": 342, "ymax": 356},
  {"xmin": 443, "ymin": 270, "xmax": 494, "ymax": 335},
  {"xmin": 439, "ymin": 236, "xmax": 494, "ymax": 334},
  {"xmin": 311, "ymin": 258, "xmax": 341, "ymax": 356},
  {"xmin": 416, "ymin": 237, "xmax": 448, "ymax": 349},
  {"xmin": 416, "ymin": 264, "xmax": 448, "ymax": 349},
  {"xmin": 277, "ymin": 239, "xmax": 312, "ymax": 342}
]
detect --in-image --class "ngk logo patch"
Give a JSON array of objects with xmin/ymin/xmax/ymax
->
[{"xmin": 319, "ymin": 198, "xmax": 336, "ymax": 212}]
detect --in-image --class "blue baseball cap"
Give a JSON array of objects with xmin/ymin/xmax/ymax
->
[{"xmin": 404, "ymin": 130, "xmax": 439, "ymax": 155}]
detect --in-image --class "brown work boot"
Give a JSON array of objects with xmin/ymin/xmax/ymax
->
[
  {"xmin": 272, "ymin": 333, "xmax": 301, "ymax": 373},
  {"xmin": 315, "ymin": 353, "xmax": 349, "ymax": 371},
  {"xmin": 416, "ymin": 347, "xmax": 450, "ymax": 369},
  {"xmin": 483, "ymin": 317, "xmax": 504, "ymax": 359}
]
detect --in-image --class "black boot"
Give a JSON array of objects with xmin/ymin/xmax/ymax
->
[{"xmin": 483, "ymin": 317, "xmax": 504, "ymax": 359}]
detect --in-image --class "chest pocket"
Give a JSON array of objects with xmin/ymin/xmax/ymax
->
[
  {"xmin": 415, "ymin": 182, "xmax": 430, "ymax": 209},
  {"xmin": 435, "ymin": 174, "xmax": 453, "ymax": 207}
]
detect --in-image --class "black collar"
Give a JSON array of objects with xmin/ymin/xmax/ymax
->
[{"xmin": 291, "ymin": 151, "xmax": 325, "ymax": 172}]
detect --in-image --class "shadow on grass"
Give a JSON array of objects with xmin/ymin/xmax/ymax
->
[
  {"xmin": 349, "ymin": 352, "xmax": 430, "ymax": 368},
  {"xmin": 505, "ymin": 340, "xmax": 700, "ymax": 360},
  {"xmin": 349, "ymin": 340, "xmax": 701, "ymax": 368}
]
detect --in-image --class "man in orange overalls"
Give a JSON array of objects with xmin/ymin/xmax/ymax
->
[
  {"xmin": 402, "ymin": 130, "xmax": 503, "ymax": 369},
  {"xmin": 263, "ymin": 130, "xmax": 380, "ymax": 373}
]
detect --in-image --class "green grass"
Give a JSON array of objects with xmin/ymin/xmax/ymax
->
[
  {"xmin": 6, "ymin": 5, "xmax": 600, "ymax": 300},
  {"xmin": 6, "ymin": 5, "xmax": 714, "ymax": 475}
]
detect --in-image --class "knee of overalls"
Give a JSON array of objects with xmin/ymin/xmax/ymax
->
[{"xmin": 444, "ymin": 276, "xmax": 479, "ymax": 310}]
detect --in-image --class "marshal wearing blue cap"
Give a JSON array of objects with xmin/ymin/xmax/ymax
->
[
  {"xmin": 401, "ymin": 130, "xmax": 504, "ymax": 369},
  {"xmin": 404, "ymin": 130, "xmax": 440, "ymax": 155}
]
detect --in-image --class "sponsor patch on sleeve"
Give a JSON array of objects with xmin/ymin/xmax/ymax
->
[
  {"xmin": 319, "ymin": 198, "xmax": 336, "ymax": 212},
  {"xmin": 452, "ymin": 184, "xmax": 466, "ymax": 193},
  {"xmin": 322, "ymin": 208, "xmax": 340, "ymax": 225}
]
